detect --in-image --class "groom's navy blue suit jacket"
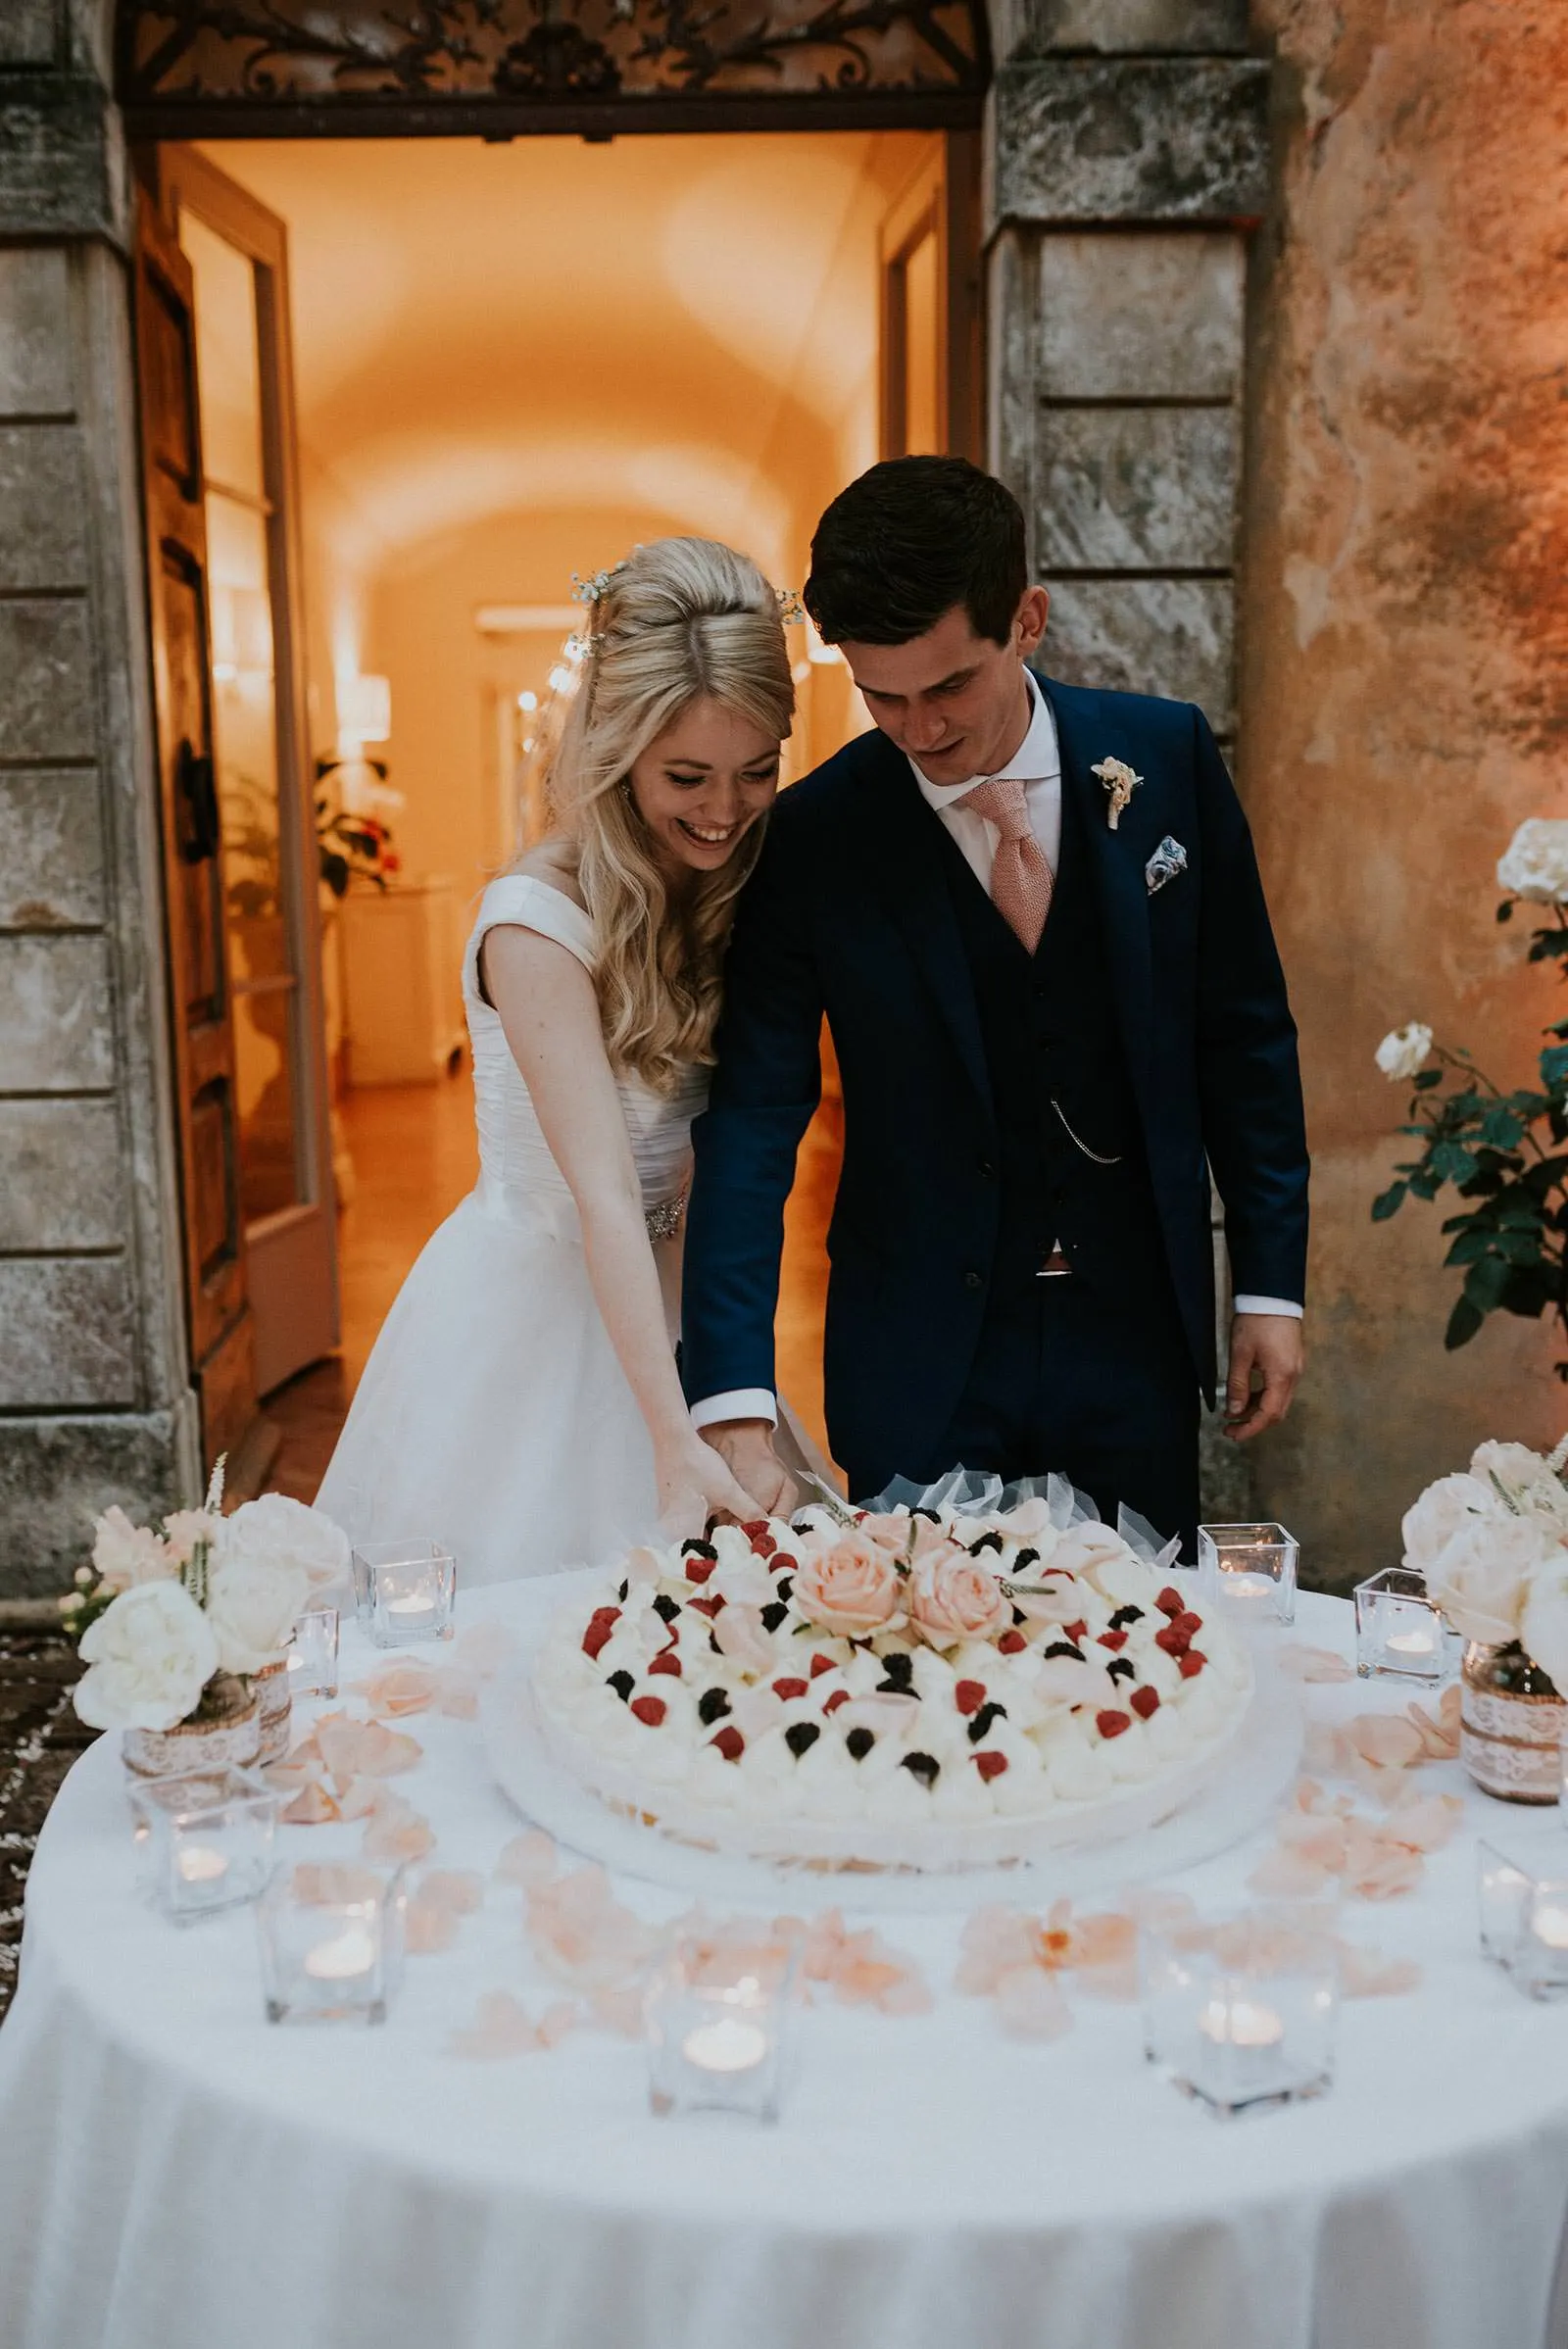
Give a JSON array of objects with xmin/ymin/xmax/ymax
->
[{"xmin": 681, "ymin": 673, "xmax": 1309, "ymax": 1486}]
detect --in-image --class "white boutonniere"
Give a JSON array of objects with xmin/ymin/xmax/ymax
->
[{"xmin": 1090, "ymin": 756, "xmax": 1143, "ymax": 831}]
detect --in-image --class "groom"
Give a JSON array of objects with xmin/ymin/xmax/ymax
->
[{"xmin": 682, "ymin": 458, "xmax": 1308, "ymax": 1552}]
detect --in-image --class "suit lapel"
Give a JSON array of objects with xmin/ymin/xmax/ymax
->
[
  {"xmin": 1038, "ymin": 674, "xmax": 1154, "ymax": 1107},
  {"xmin": 853, "ymin": 733, "xmax": 996, "ymax": 1124}
]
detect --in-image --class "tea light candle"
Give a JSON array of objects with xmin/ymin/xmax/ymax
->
[
  {"xmin": 1198, "ymin": 1996, "xmax": 1285, "ymax": 2052},
  {"xmin": 304, "ymin": 1926, "xmax": 377, "ymax": 1983},
  {"xmin": 1387, "ymin": 1629, "xmax": 1436, "ymax": 1658},
  {"xmin": 175, "ymin": 1843, "xmax": 229, "ymax": 1887},
  {"xmin": 681, "ymin": 2016, "xmax": 769, "ymax": 2075},
  {"xmin": 385, "ymin": 1593, "xmax": 434, "ymax": 1620},
  {"xmin": 1225, "ymin": 1572, "xmax": 1274, "ymax": 1599},
  {"xmin": 1532, "ymin": 1903, "xmax": 1568, "ymax": 1952}
]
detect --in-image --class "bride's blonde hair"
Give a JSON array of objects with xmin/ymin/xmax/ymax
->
[{"xmin": 539, "ymin": 537, "xmax": 795, "ymax": 1095}]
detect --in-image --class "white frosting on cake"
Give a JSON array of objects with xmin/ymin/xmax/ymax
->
[{"xmin": 528, "ymin": 1500, "xmax": 1253, "ymax": 1873}]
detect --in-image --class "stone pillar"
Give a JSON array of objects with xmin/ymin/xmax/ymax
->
[
  {"xmin": 984, "ymin": 0, "xmax": 1269, "ymax": 1523},
  {"xmin": 0, "ymin": 8, "xmax": 199, "ymax": 1592},
  {"xmin": 1240, "ymin": 0, "xmax": 1568, "ymax": 1583}
]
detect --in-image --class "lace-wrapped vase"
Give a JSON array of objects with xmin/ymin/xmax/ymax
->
[
  {"xmin": 122, "ymin": 1677, "xmax": 262, "ymax": 1781},
  {"xmin": 1460, "ymin": 1641, "xmax": 1565, "ymax": 1803}
]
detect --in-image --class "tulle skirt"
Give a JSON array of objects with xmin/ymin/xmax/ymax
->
[{"xmin": 316, "ymin": 1195, "xmax": 664, "ymax": 1590}]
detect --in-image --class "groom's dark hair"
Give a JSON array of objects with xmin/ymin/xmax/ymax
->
[{"xmin": 805, "ymin": 457, "xmax": 1027, "ymax": 649}]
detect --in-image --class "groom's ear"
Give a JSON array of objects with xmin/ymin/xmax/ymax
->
[{"xmin": 1013, "ymin": 586, "xmax": 1050, "ymax": 662}]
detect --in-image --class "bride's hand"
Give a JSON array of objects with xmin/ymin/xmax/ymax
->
[{"xmin": 656, "ymin": 1438, "xmax": 769, "ymax": 1541}]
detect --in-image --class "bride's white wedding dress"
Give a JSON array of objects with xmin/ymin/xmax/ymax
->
[{"xmin": 315, "ymin": 875, "xmax": 705, "ymax": 1588}]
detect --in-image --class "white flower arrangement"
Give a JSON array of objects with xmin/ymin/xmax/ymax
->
[
  {"xmin": 67, "ymin": 1464, "xmax": 350, "ymax": 1735},
  {"xmin": 1403, "ymin": 1437, "xmax": 1568, "ymax": 1688},
  {"xmin": 1496, "ymin": 819, "xmax": 1568, "ymax": 906}
]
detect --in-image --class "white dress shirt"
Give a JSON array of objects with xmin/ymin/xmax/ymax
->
[{"xmin": 691, "ymin": 680, "xmax": 1298, "ymax": 1433}]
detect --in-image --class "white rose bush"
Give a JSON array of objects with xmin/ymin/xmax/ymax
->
[
  {"xmin": 1373, "ymin": 819, "xmax": 1568, "ymax": 1369},
  {"xmin": 1404, "ymin": 1435, "xmax": 1568, "ymax": 1689},
  {"xmin": 65, "ymin": 1459, "xmax": 350, "ymax": 1735}
]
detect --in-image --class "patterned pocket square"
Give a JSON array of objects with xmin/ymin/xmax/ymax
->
[{"xmin": 1146, "ymin": 836, "xmax": 1188, "ymax": 895}]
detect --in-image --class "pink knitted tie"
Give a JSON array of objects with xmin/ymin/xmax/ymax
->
[{"xmin": 957, "ymin": 776, "xmax": 1054, "ymax": 953}]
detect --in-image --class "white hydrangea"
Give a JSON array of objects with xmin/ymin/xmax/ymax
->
[
  {"xmin": 1374, "ymin": 1023, "xmax": 1434, "ymax": 1083},
  {"xmin": 1497, "ymin": 818, "xmax": 1568, "ymax": 905}
]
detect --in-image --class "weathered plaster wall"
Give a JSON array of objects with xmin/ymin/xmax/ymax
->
[{"xmin": 1242, "ymin": 1, "xmax": 1568, "ymax": 1581}]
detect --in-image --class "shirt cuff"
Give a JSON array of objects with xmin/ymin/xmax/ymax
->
[
  {"xmin": 1233, "ymin": 1296, "xmax": 1304, "ymax": 1320},
  {"xmin": 690, "ymin": 1388, "xmax": 779, "ymax": 1431}
]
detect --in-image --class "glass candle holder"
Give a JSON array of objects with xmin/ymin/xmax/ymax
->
[
  {"xmin": 647, "ymin": 1921, "xmax": 796, "ymax": 2123},
  {"xmin": 127, "ymin": 1766, "xmax": 279, "ymax": 1923},
  {"xmin": 1198, "ymin": 1523, "xmax": 1298, "ymax": 1627},
  {"xmin": 1140, "ymin": 1909, "xmax": 1337, "ymax": 2119},
  {"xmin": 351, "ymin": 1540, "xmax": 457, "ymax": 1646},
  {"xmin": 1476, "ymin": 1841, "xmax": 1568, "ymax": 1999},
  {"xmin": 287, "ymin": 1605, "xmax": 340, "ymax": 1699},
  {"xmin": 1353, "ymin": 1568, "xmax": 1447, "ymax": 1681},
  {"xmin": 256, "ymin": 1861, "xmax": 407, "ymax": 2024}
]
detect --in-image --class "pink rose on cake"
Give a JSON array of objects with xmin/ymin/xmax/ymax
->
[
  {"xmin": 907, "ymin": 1546, "xmax": 1009, "ymax": 1644},
  {"xmin": 794, "ymin": 1535, "xmax": 902, "ymax": 1634}
]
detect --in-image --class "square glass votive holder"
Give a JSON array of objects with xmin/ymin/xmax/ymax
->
[
  {"xmin": 287, "ymin": 1604, "xmax": 340, "ymax": 1698},
  {"xmin": 352, "ymin": 1539, "xmax": 457, "ymax": 1646},
  {"xmin": 647, "ymin": 1923, "xmax": 796, "ymax": 2123},
  {"xmin": 1476, "ymin": 1842, "xmax": 1568, "ymax": 1999},
  {"xmin": 127, "ymin": 1766, "xmax": 278, "ymax": 1923},
  {"xmin": 1353, "ymin": 1567, "xmax": 1447, "ymax": 1681},
  {"xmin": 1198, "ymin": 1523, "xmax": 1298, "ymax": 1627},
  {"xmin": 1140, "ymin": 1911, "xmax": 1338, "ymax": 2119},
  {"xmin": 256, "ymin": 1861, "xmax": 407, "ymax": 2025}
]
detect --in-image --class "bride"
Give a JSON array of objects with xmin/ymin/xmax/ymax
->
[{"xmin": 316, "ymin": 537, "xmax": 798, "ymax": 1587}]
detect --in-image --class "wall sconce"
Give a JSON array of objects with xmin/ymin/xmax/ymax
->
[{"xmin": 337, "ymin": 672, "xmax": 392, "ymax": 752}]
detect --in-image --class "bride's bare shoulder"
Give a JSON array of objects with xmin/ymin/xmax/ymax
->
[{"xmin": 514, "ymin": 838, "xmax": 586, "ymax": 910}]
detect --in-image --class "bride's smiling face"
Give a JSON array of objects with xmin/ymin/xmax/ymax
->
[{"xmin": 627, "ymin": 695, "xmax": 783, "ymax": 879}]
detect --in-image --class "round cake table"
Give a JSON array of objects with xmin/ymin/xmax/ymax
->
[{"xmin": 4, "ymin": 1588, "xmax": 1568, "ymax": 2349}]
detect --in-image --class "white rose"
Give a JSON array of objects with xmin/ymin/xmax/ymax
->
[
  {"xmin": 1497, "ymin": 818, "xmax": 1568, "ymax": 905},
  {"xmin": 1427, "ymin": 1514, "xmax": 1554, "ymax": 1648},
  {"xmin": 205, "ymin": 1550, "xmax": 310, "ymax": 1676},
  {"xmin": 1374, "ymin": 1023, "xmax": 1434, "ymax": 1083},
  {"xmin": 74, "ymin": 1581, "xmax": 220, "ymax": 1732},
  {"xmin": 1469, "ymin": 1442, "xmax": 1568, "ymax": 1529},
  {"xmin": 1522, "ymin": 1562, "xmax": 1568, "ymax": 1689},
  {"xmin": 1399, "ymin": 1472, "xmax": 1496, "ymax": 1575},
  {"xmin": 221, "ymin": 1493, "xmax": 351, "ymax": 1593},
  {"xmin": 89, "ymin": 1504, "xmax": 174, "ymax": 1593}
]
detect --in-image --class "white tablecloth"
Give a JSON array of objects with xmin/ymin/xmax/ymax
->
[{"xmin": 5, "ymin": 1589, "xmax": 1568, "ymax": 2349}]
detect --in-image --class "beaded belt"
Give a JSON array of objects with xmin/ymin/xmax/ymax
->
[{"xmin": 645, "ymin": 1195, "xmax": 686, "ymax": 1244}]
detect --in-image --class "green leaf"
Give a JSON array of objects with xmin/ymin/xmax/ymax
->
[
  {"xmin": 1464, "ymin": 1255, "xmax": 1513, "ymax": 1310},
  {"xmin": 1413, "ymin": 1068, "xmax": 1445, "ymax": 1092},
  {"xmin": 1407, "ymin": 1170, "xmax": 1443, "ymax": 1201},
  {"xmin": 1372, "ymin": 1181, "xmax": 1407, "ymax": 1222},
  {"xmin": 1444, "ymin": 1230, "xmax": 1494, "ymax": 1266},
  {"xmin": 1431, "ymin": 1140, "xmax": 1480, "ymax": 1184},
  {"xmin": 1497, "ymin": 900, "xmax": 1514, "ymax": 923},
  {"xmin": 1446, "ymin": 1295, "xmax": 1486, "ymax": 1349},
  {"xmin": 1480, "ymin": 1104, "xmax": 1526, "ymax": 1148},
  {"xmin": 1542, "ymin": 1046, "xmax": 1568, "ymax": 1088}
]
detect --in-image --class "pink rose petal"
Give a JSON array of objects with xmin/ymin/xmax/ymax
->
[
  {"xmin": 1338, "ymin": 1942, "xmax": 1423, "ymax": 1998},
  {"xmin": 354, "ymin": 1662, "xmax": 438, "ymax": 1718},
  {"xmin": 451, "ymin": 1991, "xmax": 543, "ymax": 2058},
  {"xmin": 1345, "ymin": 1713, "xmax": 1427, "ymax": 1770},
  {"xmin": 1277, "ymin": 1643, "xmax": 1354, "ymax": 1684},
  {"xmin": 495, "ymin": 1829, "xmax": 559, "ymax": 1886}
]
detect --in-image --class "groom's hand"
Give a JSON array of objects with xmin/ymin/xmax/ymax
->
[
  {"xmin": 700, "ymin": 1419, "xmax": 799, "ymax": 1518},
  {"xmin": 1224, "ymin": 1314, "xmax": 1303, "ymax": 1442}
]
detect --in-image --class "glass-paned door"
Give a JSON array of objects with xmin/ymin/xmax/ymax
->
[{"xmin": 166, "ymin": 147, "xmax": 339, "ymax": 1396}]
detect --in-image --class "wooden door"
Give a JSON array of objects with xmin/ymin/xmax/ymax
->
[
  {"xmin": 162, "ymin": 145, "xmax": 340, "ymax": 1397},
  {"xmin": 879, "ymin": 132, "xmax": 983, "ymax": 462},
  {"xmin": 134, "ymin": 193, "xmax": 258, "ymax": 1468}
]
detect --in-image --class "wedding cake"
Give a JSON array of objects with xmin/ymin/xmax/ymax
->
[{"xmin": 528, "ymin": 1495, "xmax": 1254, "ymax": 1873}]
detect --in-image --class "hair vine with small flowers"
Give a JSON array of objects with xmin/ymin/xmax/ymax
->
[{"xmin": 572, "ymin": 562, "xmax": 805, "ymax": 634}]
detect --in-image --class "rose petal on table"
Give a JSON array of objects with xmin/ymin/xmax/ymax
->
[
  {"xmin": 993, "ymin": 1964, "xmax": 1073, "ymax": 2041},
  {"xmin": 354, "ymin": 1661, "xmax": 438, "ymax": 1718},
  {"xmin": 537, "ymin": 1999, "xmax": 580, "ymax": 2047},
  {"xmin": 1338, "ymin": 1940, "xmax": 1423, "ymax": 1997},
  {"xmin": 435, "ymin": 1677, "xmax": 481, "ymax": 1722},
  {"xmin": 450, "ymin": 1991, "xmax": 544, "ymax": 2058},
  {"xmin": 292, "ymin": 1861, "xmax": 386, "ymax": 1906},
  {"xmin": 418, "ymin": 1868, "xmax": 485, "ymax": 1915},
  {"xmin": 587, "ymin": 1983, "xmax": 648, "ymax": 2037},
  {"xmin": 362, "ymin": 1795, "xmax": 436, "ymax": 1864},
  {"xmin": 334, "ymin": 1776, "xmax": 380, "ymax": 1820},
  {"xmin": 1345, "ymin": 1713, "xmax": 1427, "ymax": 1770},
  {"xmin": 1406, "ymin": 1691, "xmax": 1461, "ymax": 1760},
  {"xmin": 956, "ymin": 1906, "xmax": 1038, "ymax": 1995},
  {"xmin": 281, "ymin": 1781, "xmax": 341, "ymax": 1826},
  {"xmin": 406, "ymin": 1898, "xmax": 460, "ymax": 1954},
  {"xmin": 1278, "ymin": 1644, "xmax": 1354, "ymax": 1684},
  {"xmin": 1066, "ymin": 1911, "xmax": 1137, "ymax": 1972},
  {"xmin": 1249, "ymin": 1845, "xmax": 1337, "ymax": 1897},
  {"xmin": 1381, "ymin": 1790, "xmax": 1464, "ymax": 1852},
  {"xmin": 1302, "ymin": 1721, "xmax": 1350, "ymax": 1775},
  {"xmin": 528, "ymin": 1866, "xmax": 656, "ymax": 1990},
  {"xmin": 495, "ymin": 1830, "xmax": 559, "ymax": 1887},
  {"xmin": 1118, "ymin": 1886, "xmax": 1200, "ymax": 1932},
  {"xmin": 1342, "ymin": 1833, "xmax": 1425, "ymax": 1900}
]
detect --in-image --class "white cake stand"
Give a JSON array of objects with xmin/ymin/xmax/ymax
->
[{"xmin": 481, "ymin": 1571, "xmax": 1304, "ymax": 1916}]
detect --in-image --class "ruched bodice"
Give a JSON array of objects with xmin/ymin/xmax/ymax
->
[{"xmin": 462, "ymin": 875, "xmax": 707, "ymax": 1236}]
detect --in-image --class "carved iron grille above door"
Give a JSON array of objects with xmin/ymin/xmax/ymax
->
[{"xmin": 117, "ymin": 0, "xmax": 990, "ymax": 137}]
